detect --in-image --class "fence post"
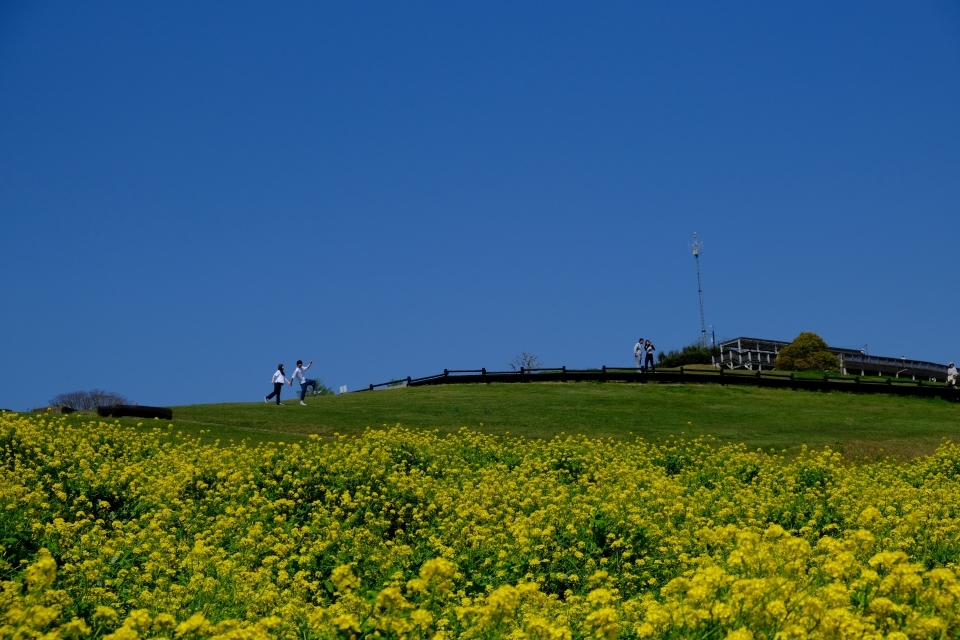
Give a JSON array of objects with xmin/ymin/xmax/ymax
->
[
  {"xmin": 855, "ymin": 376, "xmax": 860, "ymax": 394},
  {"xmin": 444, "ymin": 369, "xmax": 449, "ymax": 380},
  {"xmin": 407, "ymin": 376, "xmax": 411, "ymax": 385},
  {"xmin": 823, "ymin": 375, "xmax": 829, "ymax": 393},
  {"xmin": 720, "ymin": 368, "xmax": 725, "ymax": 385},
  {"xmin": 602, "ymin": 365, "xmax": 607, "ymax": 381},
  {"xmin": 562, "ymin": 366, "xmax": 567, "ymax": 382},
  {"xmin": 521, "ymin": 366, "xmax": 525, "ymax": 383},
  {"xmin": 369, "ymin": 383, "xmax": 373, "ymax": 391},
  {"xmin": 482, "ymin": 367, "xmax": 486, "ymax": 383},
  {"xmin": 790, "ymin": 372, "xmax": 795, "ymax": 391}
]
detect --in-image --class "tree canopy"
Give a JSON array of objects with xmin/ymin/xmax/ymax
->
[
  {"xmin": 49, "ymin": 389, "xmax": 128, "ymax": 410},
  {"xmin": 774, "ymin": 332, "xmax": 841, "ymax": 372}
]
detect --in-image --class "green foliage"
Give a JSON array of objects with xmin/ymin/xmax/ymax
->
[
  {"xmin": 775, "ymin": 332, "xmax": 841, "ymax": 372},
  {"xmin": 306, "ymin": 378, "xmax": 335, "ymax": 396},
  {"xmin": 7, "ymin": 414, "xmax": 960, "ymax": 638},
  {"xmin": 657, "ymin": 341, "xmax": 720, "ymax": 367}
]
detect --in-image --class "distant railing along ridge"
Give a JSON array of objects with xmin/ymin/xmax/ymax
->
[{"xmin": 354, "ymin": 366, "xmax": 959, "ymax": 403}]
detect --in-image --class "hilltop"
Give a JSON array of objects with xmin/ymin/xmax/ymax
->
[{"xmin": 43, "ymin": 380, "xmax": 960, "ymax": 459}]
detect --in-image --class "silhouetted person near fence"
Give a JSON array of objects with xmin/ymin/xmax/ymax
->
[
  {"xmin": 292, "ymin": 359, "xmax": 317, "ymax": 405},
  {"xmin": 949, "ymin": 362, "xmax": 957, "ymax": 388},
  {"xmin": 634, "ymin": 338, "xmax": 645, "ymax": 372},
  {"xmin": 643, "ymin": 340, "xmax": 656, "ymax": 373},
  {"xmin": 265, "ymin": 364, "xmax": 291, "ymax": 405}
]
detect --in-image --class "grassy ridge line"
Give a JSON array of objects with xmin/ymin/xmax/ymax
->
[
  {"xmin": 36, "ymin": 381, "xmax": 959, "ymax": 457},
  {"xmin": 155, "ymin": 382, "xmax": 960, "ymax": 458}
]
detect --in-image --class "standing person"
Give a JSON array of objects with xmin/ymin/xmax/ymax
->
[
  {"xmin": 292, "ymin": 359, "xmax": 317, "ymax": 406},
  {"xmin": 634, "ymin": 338, "xmax": 645, "ymax": 373},
  {"xmin": 644, "ymin": 339, "xmax": 656, "ymax": 374},
  {"xmin": 265, "ymin": 364, "xmax": 291, "ymax": 405},
  {"xmin": 949, "ymin": 362, "xmax": 957, "ymax": 388}
]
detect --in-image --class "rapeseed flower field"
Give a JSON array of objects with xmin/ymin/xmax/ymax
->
[{"xmin": 2, "ymin": 412, "xmax": 960, "ymax": 639}]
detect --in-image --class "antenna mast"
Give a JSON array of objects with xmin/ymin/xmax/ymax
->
[{"xmin": 692, "ymin": 232, "xmax": 707, "ymax": 349}]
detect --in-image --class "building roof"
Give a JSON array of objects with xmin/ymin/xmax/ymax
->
[{"xmin": 717, "ymin": 336, "xmax": 947, "ymax": 374}]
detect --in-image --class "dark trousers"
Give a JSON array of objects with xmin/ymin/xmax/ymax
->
[
  {"xmin": 300, "ymin": 379, "xmax": 317, "ymax": 401},
  {"xmin": 266, "ymin": 382, "xmax": 283, "ymax": 403},
  {"xmin": 643, "ymin": 353, "xmax": 655, "ymax": 373}
]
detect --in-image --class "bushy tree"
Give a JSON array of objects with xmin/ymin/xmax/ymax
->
[
  {"xmin": 49, "ymin": 389, "xmax": 128, "ymax": 410},
  {"xmin": 305, "ymin": 379, "xmax": 336, "ymax": 396},
  {"xmin": 657, "ymin": 342, "xmax": 721, "ymax": 368},
  {"xmin": 774, "ymin": 332, "xmax": 840, "ymax": 372}
]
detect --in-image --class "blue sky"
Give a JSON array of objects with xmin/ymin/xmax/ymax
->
[{"xmin": 1, "ymin": 2, "xmax": 958, "ymax": 410}]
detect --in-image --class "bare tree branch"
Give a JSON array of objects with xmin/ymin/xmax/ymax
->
[
  {"xmin": 509, "ymin": 352, "xmax": 542, "ymax": 372},
  {"xmin": 49, "ymin": 389, "xmax": 128, "ymax": 410}
]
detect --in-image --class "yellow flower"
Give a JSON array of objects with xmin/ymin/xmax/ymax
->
[
  {"xmin": 583, "ymin": 606, "xmax": 618, "ymax": 639},
  {"xmin": 122, "ymin": 609, "xmax": 152, "ymax": 632},
  {"xmin": 152, "ymin": 613, "xmax": 177, "ymax": 632},
  {"xmin": 329, "ymin": 564, "xmax": 361, "ymax": 593},
  {"xmin": 103, "ymin": 627, "xmax": 139, "ymax": 640},
  {"xmin": 93, "ymin": 606, "xmax": 119, "ymax": 626},
  {"xmin": 332, "ymin": 613, "xmax": 361, "ymax": 632},
  {"xmin": 6, "ymin": 412, "xmax": 960, "ymax": 639},
  {"xmin": 174, "ymin": 613, "xmax": 210, "ymax": 638},
  {"xmin": 410, "ymin": 608, "xmax": 433, "ymax": 629},
  {"xmin": 375, "ymin": 586, "xmax": 408, "ymax": 611},
  {"xmin": 25, "ymin": 549, "xmax": 57, "ymax": 590}
]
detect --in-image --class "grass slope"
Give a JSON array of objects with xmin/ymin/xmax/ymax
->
[{"xmin": 136, "ymin": 381, "xmax": 960, "ymax": 458}]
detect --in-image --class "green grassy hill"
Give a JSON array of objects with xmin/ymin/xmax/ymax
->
[{"xmin": 50, "ymin": 381, "xmax": 960, "ymax": 459}]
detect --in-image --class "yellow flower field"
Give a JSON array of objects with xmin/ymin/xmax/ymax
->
[{"xmin": 2, "ymin": 412, "xmax": 960, "ymax": 639}]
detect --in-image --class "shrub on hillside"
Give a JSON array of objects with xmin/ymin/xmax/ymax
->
[
  {"xmin": 774, "ymin": 332, "xmax": 841, "ymax": 372},
  {"xmin": 49, "ymin": 389, "xmax": 128, "ymax": 410},
  {"xmin": 657, "ymin": 342, "xmax": 720, "ymax": 367},
  {"xmin": 305, "ymin": 379, "xmax": 336, "ymax": 396}
]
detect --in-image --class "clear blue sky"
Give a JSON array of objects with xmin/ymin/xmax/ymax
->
[{"xmin": 2, "ymin": 2, "xmax": 958, "ymax": 410}]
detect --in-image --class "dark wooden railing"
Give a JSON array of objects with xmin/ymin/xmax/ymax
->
[{"xmin": 355, "ymin": 367, "xmax": 959, "ymax": 403}]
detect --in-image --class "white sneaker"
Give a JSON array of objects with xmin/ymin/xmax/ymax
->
[
  {"xmin": 300, "ymin": 401, "xmax": 307, "ymax": 406},
  {"xmin": 277, "ymin": 402, "xmax": 283, "ymax": 406},
  {"xmin": 264, "ymin": 397, "xmax": 268, "ymax": 403}
]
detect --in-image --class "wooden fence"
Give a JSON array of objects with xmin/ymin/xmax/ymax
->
[{"xmin": 356, "ymin": 367, "xmax": 960, "ymax": 403}]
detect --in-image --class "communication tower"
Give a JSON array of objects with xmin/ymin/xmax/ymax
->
[{"xmin": 692, "ymin": 232, "xmax": 707, "ymax": 349}]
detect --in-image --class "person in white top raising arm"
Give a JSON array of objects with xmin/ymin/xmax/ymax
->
[
  {"xmin": 292, "ymin": 359, "xmax": 317, "ymax": 406},
  {"xmin": 265, "ymin": 364, "xmax": 291, "ymax": 405},
  {"xmin": 948, "ymin": 362, "xmax": 957, "ymax": 388}
]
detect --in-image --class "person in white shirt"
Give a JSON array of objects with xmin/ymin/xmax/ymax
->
[
  {"xmin": 948, "ymin": 362, "xmax": 957, "ymax": 388},
  {"xmin": 265, "ymin": 364, "xmax": 291, "ymax": 405},
  {"xmin": 292, "ymin": 359, "xmax": 317, "ymax": 405},
  {"xmin": 634, "ymin": 338, "xmax": 644, "ymax": 373}
]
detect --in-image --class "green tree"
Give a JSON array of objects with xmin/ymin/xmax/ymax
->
[
  {"xmin": 657, "ymin": 342, "xmax": 720, "ymax": 367},
  {"xmin": 305, "ymin": 379, "xmax": 336, "ymax": 396},
  {"xmin": 774, "ymin": 332, "xmax": 841, "ymax": 372}
]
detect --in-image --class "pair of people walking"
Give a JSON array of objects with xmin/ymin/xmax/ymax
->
[
  {"xmin": 265, "ymin": 360, "xmax": 317, "ymax": 406},
  {"xmin": 633, "ymin": 338, "xmax": 656, "ymax": 373}
]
